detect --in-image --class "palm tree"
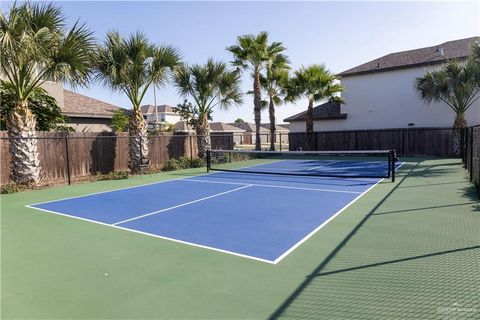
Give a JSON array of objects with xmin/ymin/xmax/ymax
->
[
  {"xmin": 227, "ymin": 32, "xmax": 286, "ymax": 150},
  {"xmin": 173, "ymin": 59, "xmax": 243, "ymax": 157},
  {"xmin": 95, "ymin": 31, "xmax": 181, "ymax": 173},
  {"xmin": 288, "ymin": 65, "xmax": 343, "ymax": 137},
  {"xmin": 259, "ymin": 54, "xmax": 290, "ymax": 150},
  {"xmin": 0, "ymin": 2, "xmax": 95, "ymax": 184},
  {"xmin": 415, "ymin": 58, "xmax": 480, "ymax": 155}
]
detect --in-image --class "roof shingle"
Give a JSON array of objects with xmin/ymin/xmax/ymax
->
[
  {"xmin": 141, "ymin": 104, "xmax": 176, "ymax": 114},
  {"xmin": 283, "ymin": 101, "xmax": 347, "ymax": 122},
  {"xmin": 340, "ymin": 37, "xmax": 479, "ymax": 77},
  {"xmin": 62, "ymin": 90, "xmax": 126, "ymax": 119}
]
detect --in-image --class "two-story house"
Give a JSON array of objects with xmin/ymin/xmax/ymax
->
[{"xmin": 285, "ymin": 37, "xmax": 480, "ymax": 132}]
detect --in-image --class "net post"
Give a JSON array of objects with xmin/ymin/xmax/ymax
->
[
  {"xmin": 390, "ymin": 149, "xmax": 396, "ymax": 182},
  {"xmin": 206, "ymin": 149, "xmax": 211, "ymax": 172},
  {"xmin": 387, "ymin": 150, "xmax": 391, "ymax": 179}
]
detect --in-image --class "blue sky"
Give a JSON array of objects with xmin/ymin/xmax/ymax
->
[{"xmin": 3, "ymin": 1, "xmax": 479, "ymax": 123}]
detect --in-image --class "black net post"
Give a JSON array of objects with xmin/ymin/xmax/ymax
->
[
  {"xmin": 279, "ymin": 132, "xmax": 282, "ymax": 151},
  {"xmin": 206, "ymin": 149, "xmax": 211, "ymax": 172},
  {"xmin": 390, "ymin": 149, "xmax": 396, "ymax": 183}
]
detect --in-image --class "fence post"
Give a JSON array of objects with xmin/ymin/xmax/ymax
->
[
  {"xmin": 189, "ymin": 134, "xmax": 194, "ymax": 165},
  {"xmin": 64, "ymin": 136, "xmax": 71, "ymax": 185},
  {"xmin": 279, "ymin": 132, "xmax": 282, "ymax": 151},
  {"xmin": 470, "ymin": 128, "xmax": 474, "ymax": 181}
]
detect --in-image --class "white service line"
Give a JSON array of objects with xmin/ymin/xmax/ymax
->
[
  {"xmin": 182, "ymin": 178, "xmax": 362, "ymax": 194},
  {"xmin": 111, "ymin": 184, "xmax": 253, "ymax": 226},
  {"xmin": 306, "ymin": 160, "xmax": 340, "ymax": 171}
]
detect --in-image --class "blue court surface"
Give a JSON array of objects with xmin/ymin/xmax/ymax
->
[{"xmin": 28, "ymin": 159, "xmax": 402, "ymax": 264}]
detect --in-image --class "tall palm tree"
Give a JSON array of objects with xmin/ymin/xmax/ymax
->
[
  {"xmin": 0, "ymin": 2, "xmax": 95, "ymax": 184},
  {"xmin": 415, "ymin": 58, "xmax": 480, "ymax": 155},
  {"xmin": 173, "ymin": 59, "xmax": 243, "ymax": 157},
  {"xmin": 95, "ymin": 31, "xmax": 181, "ymax": 173},
  {"xmin": 227, "ymin": 32, "xmax": 286, "ymax": 150},
  {"xmin": 259, "ymin": 54, "xmax": 290, "ymax": 150},
  {"xmin": 288, "ymin": 65, "xmax": 343, "ymax": 136}
]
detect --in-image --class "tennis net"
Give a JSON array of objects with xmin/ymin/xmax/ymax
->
[{"xmin": 207, "ymin": 149, "xmax": 397, "ymax": 181}]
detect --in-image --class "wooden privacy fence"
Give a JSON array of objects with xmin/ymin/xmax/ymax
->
[
  {"xmin": 0, "ymin": 132, "xmax": 234, "ymax": 187},
  {"xmin": 289, "ymin": 127, "xmax": 458, "ymax": 157}
]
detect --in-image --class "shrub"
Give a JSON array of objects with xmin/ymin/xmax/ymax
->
[
  {"xmin": 96, "ymin": 171, "xmax": 129, "ymax": 181},
  {"xmin": 162, "ymin": 156, "xmax": 206, "ymax": 171},
  {"xmin": 1, "ymin": 183, "xmax": 27, "ymax": 194},
  {"xmin": 190, "ymin": 158, "xmax": 206, "ymax": 168}
]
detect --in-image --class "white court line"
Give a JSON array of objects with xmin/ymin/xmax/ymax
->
[
  {"xmin": 112, "ymin": 184, "xmax": 252, "ymax": 226},
  {"xmin": 27, "ymin": 171, "xmax": 224, "ymax": 207},
  {"xmin": 272, "ymin": 161, "xmax": 406, "ymax": 264},
  {"xmin": 306, "ymin": 160, "xmax": 340, "ymax": 171},
  {"xmin": 272, "ymin": 178, "xmax": 383, "ymax": 264},
  {"xmin": 182, "ymin": 178, "xmax": 362, "ymax": 194},
  {"xmin": 25, "ymin": 205, "xmax": 275, "ymax": 264},
  {"xmin": 25, "ymin": 162, "xmax": 407, "ymax": 265}
]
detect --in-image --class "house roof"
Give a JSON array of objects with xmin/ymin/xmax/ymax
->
[
  {"xmin": 174, "ymin": 121, "xmax": 245, "ymax": 133},
  {"xmin": 229, "ymin": 122, "xmax": 270, "ymax": 133},
  {"xmin": 260, "ymin": 123, "xmax": 290, "ymax": 132},
  {"xmin": 283, "ymin": 101, "xmax": 347, "ymax": 122},
  {"xmin": 210, "ymin": 122, "xmax": 246, "ymax": 132},
  {"xmin": 141, "ymin": 104, "xmax": 176, "ymax": 114},
  {"xmin": 62, "ymin": 90, "xmax": 126, "ymax": 119},
  {"xmin": 340, "ymin": 36, "xmax": 479, "ymax": 77},
  {"xmin": 174, "ymin": 121, "xmax": 194, "ymax": 132}
]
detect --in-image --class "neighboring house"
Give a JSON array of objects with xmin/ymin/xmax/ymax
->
[
  {"xmin": 210, "ymin": 122, "xmax": 246, "ymax": 145},
  {"xmin": 174, "ymin": 121, "xmax": 246, "ymax": 145},
  {"xmin": 141, "ymin": 104, "xmax": 181, "ymax": 129},
  {"xmin": 284, "ymin": 101, "xmax": 347, "ymax": 132},
  {"xmin": 174, "ymin": 121, "xmax": 195, "ymax": 133},
  {"xmin": 260, "ymin": 123, "xmax": 290, "ymax": 135},
  {"xmin": 62, "ymin": 90, "xmax": 128, "ymax": 132},
  {"xmin": 285, "ymin": 37, "xmax": 480, "ymax": 132},
  {"xmin": 229, "ymin": 122, "xmax": 270, "ymax": 145}
]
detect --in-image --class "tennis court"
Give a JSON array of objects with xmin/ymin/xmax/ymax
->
[
  {"xmin": 3, "ymin": 156, "xmax": 479, "ymax": 319},
  {"xmin": 27, "ymin": 150, "xmax": 401, "ymax": 264}
]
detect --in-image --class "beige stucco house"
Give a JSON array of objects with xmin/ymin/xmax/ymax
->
[{"xmin": 286, "ymin": 37, "xmax": 480, "ymax": 132}]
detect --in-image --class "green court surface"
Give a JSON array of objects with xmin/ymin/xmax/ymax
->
[{"xmin": 1, "ymin": 158, "xmax": 479, "ymax": 319}]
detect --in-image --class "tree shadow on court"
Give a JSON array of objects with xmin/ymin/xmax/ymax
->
[
  {"xmin": 460, "ymin": 185, "xmax": 480, "ymax": 212},
  {"xmin": 269, "ymin": 160, "xmax": 480, "ymax": 319}
]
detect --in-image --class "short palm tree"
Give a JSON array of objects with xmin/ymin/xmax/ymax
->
[
  {"xmin": 0, "ymin": 2, "xmax": 95, "ymax": 183},
  {"xmin": 415, "ymin": 57, "xmax": 480, "ymax": 155},
  {"xmin": 259, "ymin": 54, "xmax": 290, "ymax": 150},
  {"xmin": 288, "ymin": 65, "xmax": 343, "ymax": 135},
  {"xmin": 95, "ymin": 31, "xmax": 181, "ymax": 172},
  {"xmin": 227, "ymin": 32, "xmax": 286, "ymax": 150},
  {"xmin": 173, "ymin": 59, "xmax": 243, "ymax": 157}
]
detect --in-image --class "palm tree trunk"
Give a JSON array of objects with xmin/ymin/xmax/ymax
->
[
  {"xmin": 306, "ymin": 99, "xmax": 314, "ymax": 133},
  {"xmin": 268, "ymin": 97, "xmax": 276, "ymax": 151},
  {"xmin": 196, "ymin": 113, "xmax": 211, "ymax": 158},
  {"xmin": 306, "ymin": 99, "xmax": 315, "ymax": 150},
  {"xmin": 128, "ymin": 108, "xmax": 149, "ymax": 173},
  {"xmin": 253, "ymin": 72, "xmax": 262, "ymax": 151},
  {"xmin": 7, "ymin": 100, "xmax": 40, "ymax": 184},
  {"xmin": 452, "ymin": 112, "xmax": 468, "ymax": 157}
]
